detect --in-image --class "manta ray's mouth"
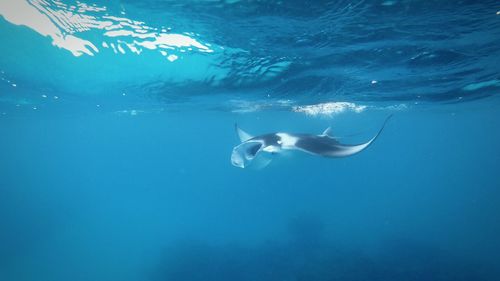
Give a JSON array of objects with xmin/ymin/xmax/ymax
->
[
  {"xmin": 231, "ymin": 149, "xmax": 245, "ymax": 168},
  {"xmin": 231, "ymin": 140, "xmax": 265, "ymax": 168}
]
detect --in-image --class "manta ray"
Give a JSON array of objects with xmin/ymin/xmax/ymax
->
[{"xmin": 231, "ymin": 115, "xmax": 392, "ymax": 168}]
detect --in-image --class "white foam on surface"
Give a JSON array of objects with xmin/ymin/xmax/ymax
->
[{"xmin": 292, "ymin": 102, "xmax": 367, "ymax": 116}]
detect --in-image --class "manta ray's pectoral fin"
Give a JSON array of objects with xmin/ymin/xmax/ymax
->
[
  {"xmin": 235, "ymin": 124, "xmax": 254, "ymax": 142},
  {"xmin": 296, "ymin": 114, "xmax": 393, "ymax": 158},
  {"xmin": 325, "ymin": 114, "xmax": 393, "ymax": 157},
  {"xmin": 328, "ymin": 141, "xmax": 374, "ymax": 157}
]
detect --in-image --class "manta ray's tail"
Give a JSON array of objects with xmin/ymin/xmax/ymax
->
[{"xmin": 374, "ymin": 114, "xmax": 393, "ymax": 140}]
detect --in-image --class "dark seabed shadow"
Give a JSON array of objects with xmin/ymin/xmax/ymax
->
[{"xmin": 150, "ymin": 215, "xmax": 495, "ymax": 281}]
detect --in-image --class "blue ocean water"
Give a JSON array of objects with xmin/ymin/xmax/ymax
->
[{"xmin": 1, "ymin": 0, "xmax": 500, "ymax": 280}]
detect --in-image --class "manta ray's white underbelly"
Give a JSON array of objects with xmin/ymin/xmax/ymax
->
[
  {"xmin": 275, "ymin": 133, "xmax": 299, "ymax": 150},
  {"xmin": 262, "ymin": 145, "xmax": 280, "ymax": 153}
]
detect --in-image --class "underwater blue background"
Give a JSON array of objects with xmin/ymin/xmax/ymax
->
[{"xmin": 1, "ymin": 1, "xmax": 500, "ymax": 280}]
